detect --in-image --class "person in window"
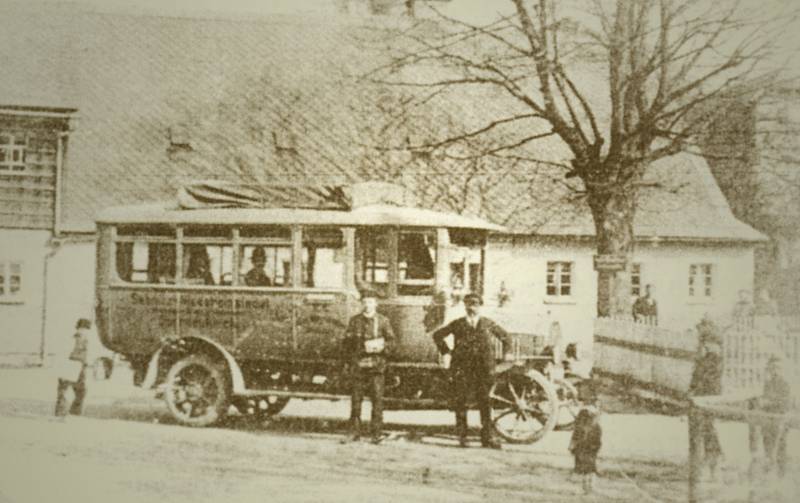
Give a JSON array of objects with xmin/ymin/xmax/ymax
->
[
  {"xmin": 244, "ymin": 247, "xmax": 272, "ymax": 287},
  {"xmin": 185, "ymin": 246, "xmax": 214, "ymax": 285},
  {"xmin": 632, "ymin": 284, "xmax": 658, "ymax": 324}
]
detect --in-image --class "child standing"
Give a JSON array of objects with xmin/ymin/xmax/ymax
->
[{"xmin": 569, "ymin": 401, "xmax": 602, "ymax": 495}]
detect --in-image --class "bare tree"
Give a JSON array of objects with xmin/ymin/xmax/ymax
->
[{"xmin": 361, "ymin": 0, "xmax": 795, "ymax": 315}]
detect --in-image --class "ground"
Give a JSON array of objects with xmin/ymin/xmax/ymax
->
[{"xmin": 0, "ymin": 366, "xmax": 797, "ymax": 503}]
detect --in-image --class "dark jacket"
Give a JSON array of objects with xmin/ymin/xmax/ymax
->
[
  {"xmin": 689, "ymin": 351, "xmax": 723, "ymax": 396},
  {"xmin": 632, "ymin": 296, "xmax": 658, "ymax": 322},
  {"xmin": 570, "ymin": 409, "xmax": 602, "ymax": 474},
  {"xmin": 762, "ymin": 374, "xmax": 791, "ymax": 413},
  {"xmin": 342, "ymin": 313, "xmax": 395, "ymax": 371},
  {"xmin": 432, "ymin": 317, "xmax": 511, "ymax": 376}
]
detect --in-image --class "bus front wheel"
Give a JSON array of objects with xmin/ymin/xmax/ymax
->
[{"xmin": 164, "ymin": 354, "xmax": 230, "ymax": 427}]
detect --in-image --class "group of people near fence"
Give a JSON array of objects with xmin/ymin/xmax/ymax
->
[{"xmin": 689, "ymin": 316, "xmax": 793, "ymax": 482}]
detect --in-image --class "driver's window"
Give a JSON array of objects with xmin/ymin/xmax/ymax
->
[
  {"xmin": 356, "ymin": 229, "xmax": 390, "ymax": 285},
  {"xmin": 398, "ymin": 230, "xmax": 436, "ymax": 296}
]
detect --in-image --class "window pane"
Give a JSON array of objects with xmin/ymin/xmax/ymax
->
[
  {"xmin": 560, "ymin": 274, "xmax": 570, "ymax": 285},
  {"xmin": 398, "ymin": 231, "xmax": 436, "ymax": 295},
  {"xmin": 547, "ymin": 263, "xmax": 556, "ymax": 274},
  {"xmin": 183, "ymin": 244, "xmax": 217, "ymax": 285},
  {"xmin": 561, "ymin": 262, "xmax": 571, "ymax": 273},
  {"xmin": 302, "ymin": 229, "xmax": 345, "ymax": 289},
  {"xmin": 357, "ymin": 229, "xmax": 389, "ymax": 286},
  {"xmin": 115, "ymin": 242, "xmax": 176, "ymax": 283},
  {"xmin": 240, "ymin": 245, "xmax": 292, "ymax": 287},
  {"xmin": 546, "ymin": 285, "xmax": 556, "ymax": 296},
  {"xmin": 205, "ymin": 245, "xmax": 234, "ymax": 285},
  {"xmin": 561, "ymin": 284, "xmax": 570, "ymax": 296}
]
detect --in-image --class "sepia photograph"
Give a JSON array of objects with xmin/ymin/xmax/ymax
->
[{"xmin": 0, "ymin": 0, "xmax": 798, "ymax": 501}]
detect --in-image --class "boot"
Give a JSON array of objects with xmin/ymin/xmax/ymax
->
[
  {"xmin": 341, "ymin": 418, "xmax": 361, "ymax": 444},
  {"xmin": 481, "ymin": 423, "xmax": 501, "ymax": 449},
  {"xmin": 455, "ymin": 411, "xmax": 468, "ymax": 447}
]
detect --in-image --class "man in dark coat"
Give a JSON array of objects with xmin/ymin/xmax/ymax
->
[
  {"xmin": 55, "ymin": 318, "xmax": 91, "ymax": 417},
  {"xmin": 688, "ymin": 317, "xmax": 724, "ymax": 480},
  {"xmin": 341, "ymin": 290, "xmax": 395, "ymax": 444},
  {"xmin": 759, "ymin": 355, "xmax": 791, "ymax": 477},
  {"xmin": 632, "ymin": 284, "xmax": 658, "ymax": 324},
  {"xmin": 432, "ymin": 293, "xmax": 512, "ymax": 449}
]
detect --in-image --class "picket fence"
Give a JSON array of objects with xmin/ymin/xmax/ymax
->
[{"xmin": 594, "ymin": 315, "xmax": 800, "ymax": 397}]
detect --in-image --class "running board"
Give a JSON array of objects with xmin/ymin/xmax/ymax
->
[{"xmin": 234, "ymin": 389, "xmax": 439, "ymax": 407}]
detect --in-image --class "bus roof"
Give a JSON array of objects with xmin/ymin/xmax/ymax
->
[{"xmin": 96, "ymin": 202, "xmax": 506, "ymax": 232}]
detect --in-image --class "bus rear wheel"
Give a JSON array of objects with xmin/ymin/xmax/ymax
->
[{"xmin": 164, "ymin": 354, "xmax": 229, "ymax": 427}]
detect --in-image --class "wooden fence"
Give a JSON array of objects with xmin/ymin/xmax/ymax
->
[{"xmin": 594, "ymin": 315, "xmax": 800, "ymax": 397}]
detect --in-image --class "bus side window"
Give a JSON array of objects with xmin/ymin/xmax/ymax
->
[
  {"xmin": 182, "ymin": 244, "xmax": 234, "ymax": 286},
  {"xmin": 302, "ymin": 228, "xmax": 345, "ymax": 288},
  {"xmin": 115, "ymin": 241, "xmax": 176, "ymax": 284},
  {"xmin": 239, "ymin": 245, "xmax": 292, "ymax": 287}
]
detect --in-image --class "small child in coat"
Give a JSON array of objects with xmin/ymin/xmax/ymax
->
[{"xmin": 569, "ymin": 386, "xmax": 602, "ymax": 495}]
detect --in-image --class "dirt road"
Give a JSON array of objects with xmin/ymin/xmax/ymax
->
[{"xmin": 0, "ymin": 367, "xmax": 796, "ymax": 502}]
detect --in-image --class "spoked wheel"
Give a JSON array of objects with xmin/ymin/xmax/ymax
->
[
  {"xmin": 164, "ymin": 354, "xmax": 230, "ymax": 427},
  {"xmin": 553, "ymin": 378, "xmax": 581, "ymax": 431},
  {"xmin": 490, "ymin": 369, "xmax": 559, "ymax": 444},
  {"xmin": 237, "ymin": 395, "xmax": 291, "ymax": 417}
]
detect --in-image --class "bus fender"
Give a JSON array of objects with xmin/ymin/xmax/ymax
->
[{"xmin": 145, "ymin": 337, "xmax": 246, "ymax": 394}]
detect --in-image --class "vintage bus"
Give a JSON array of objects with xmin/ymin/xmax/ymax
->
[{"xmin": 95, "ymin": 183, "xmax": 565, "ymax": 443}]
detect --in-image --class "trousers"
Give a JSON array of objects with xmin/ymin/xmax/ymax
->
[
  {"xmin": 350, "ymin": 369, "xmax": 385, "ymax": 438},
  {"xmin": 452, "ymin": 369, "xmax": 494, "ymax": 442},
  {"xmin": 55, "ymin": 371, "xmax": 86, "ymax": 417}
]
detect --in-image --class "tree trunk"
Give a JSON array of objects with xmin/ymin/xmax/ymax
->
[{"xmin": 587, "ymin": 188, "xmax": 636, "ymax": 318}]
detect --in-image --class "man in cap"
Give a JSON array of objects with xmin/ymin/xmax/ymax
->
[
  {"xmin": 55, "ymin": 318, "xmax": 92, "ymax": 417},
  {"xmin": 341, "ymin": 289, "xmax": 395, "ymax": 444},
  {"xmin": 432, "ymin": 293, "xmax": 512, "ymax": 449}
]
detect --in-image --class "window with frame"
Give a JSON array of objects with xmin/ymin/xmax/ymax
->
[
  {"xmin": 115, "ymin": 225, "xmax": 177, "ymax": 284},
  {"xmin": 631, "ymin": 263, "xmax": 642, "ymax": 296},
  {"xmin": 357, "ymin": 229, "xmax": 390, "ymax": 285},
  {"xmin": 302, "ymin": 228, "xmax": 346, "ymax": 288},
  {"xmin": 689, "ymin": 264, "xmax": 713, "ymax": 298},
  {"xmin": 398, "ymin": 230, "xmax": 436, "ymax": 295},
  {"xmin": 546, "ymin": 261, "xmax": 572, "ymax": 297},
  {"xmin": 0, "ymin": 261, "xmax": 23, "ymax": 301},
  {"xmin": 238, "ymin": 226, "xmax": 293, "ymax": 287},
  {"xmin": 0, "ymin": 132, "xmax": 27, "ymax": 172}
]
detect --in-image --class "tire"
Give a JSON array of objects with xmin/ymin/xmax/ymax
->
[
  {"xmin": 490, "ymin": 368, "xmax": 559, "ymax": 444},
  {"xmin": 164, "ymin": 354, "xmax": 230, "ymax": 427}
]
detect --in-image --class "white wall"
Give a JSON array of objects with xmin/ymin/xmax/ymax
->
[
  {"xmin": 483, "ymin": 236, "xmax": 757, "ymax": 354},
  {"xmin": 43, "ymin": 240, "xmax": 97, "ymax": 359},
  {"xmin": 483, "ymin": 236, "xmax": 598, "ymax": 352},
  {"xmin": 0, "ymin": 230, "xmax": 50, "ymax": 356}
]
